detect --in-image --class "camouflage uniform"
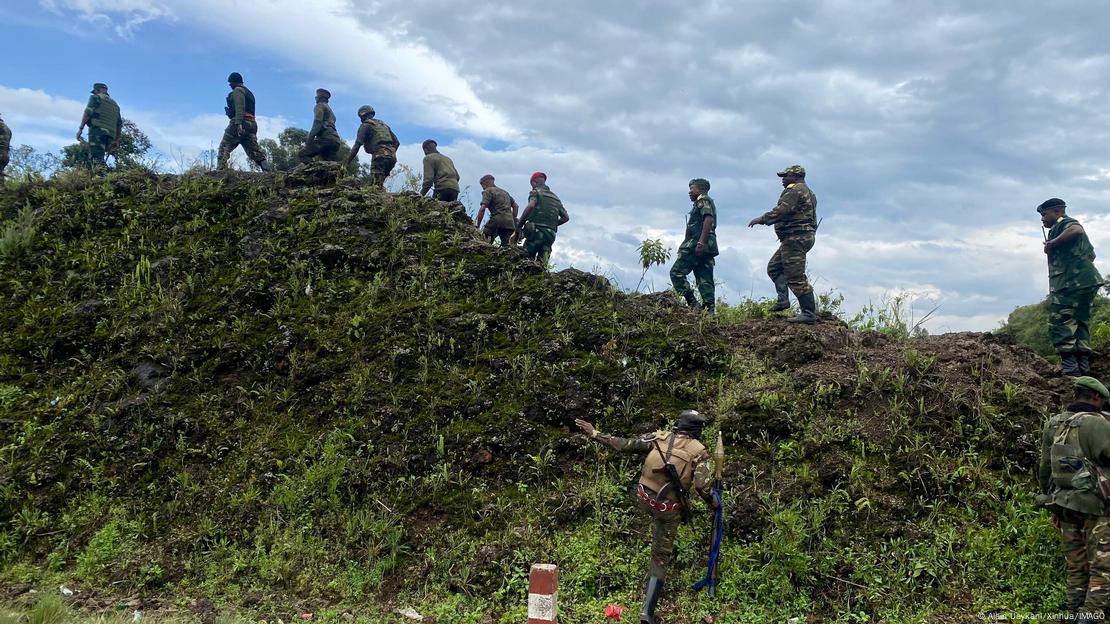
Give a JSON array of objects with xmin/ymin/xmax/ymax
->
[
  {"xmin": 522, "ymin": 184, "xmax": 567, "ymax": 263},
  {"xmin": 670, "ymin": 192, "xmax": 718, "ymax": 310},
  {"xmin": 83, "ymin": 92, "xmax": 121, "ymax": 170},
  {"xmin": 480, "ymin": 184, "xmax": 517, "ymax": 246},
  {"xmin": 299, "ymin": 99, "xmax": 343, "ymax": 163},
  {"xmin": 218, "ymin": 85, "xmax": 268, "ymax": 170},
  {"xmin": 355, "ymin": 118, "xmax": 399, "ymax": 188},
  {"xmin": 1038, "ymin": 393, "xmax": 1110, "ymax": 614},
  {"xmin": 1046, "ymin": 215, "xmax": 1104, "ymax": 357},
  {"xmin": 760, "ymin": 176, "xmax": 818, "ymax": 298},
  {"xmin": 421, "ymin": 151, "xmax": 460, "ymax": 201},
  {"xmin": 0, "ymin": 118, "xmax": 10, "ymax": 180}
]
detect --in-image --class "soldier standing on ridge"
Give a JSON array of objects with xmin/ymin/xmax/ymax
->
[
  {"xmin": 344, "ymin": 105, "xmax": 398, "ymax": 188},
  {"xmin": 420, "ymin": 140, "xmax": 460, "ymax": 202},
  {"xmin": 749, "ymin": 164, "xmax": 819, "ymax": 324},
  {"xmin": 1039, "ymin": 198, "xmax": 1105, "ymax": 376},
  {"xmin": 575, "ymin": 411, "xmax": 717, "ymax": 624},
  {"xmin": 298, "ymin": 88, "xmax": 343, "ymax": 164},
  {"xmin": 475, "ymin": 174, "xmax": 519, "ymax": 247},
  {"xmin": 1038, "ymin": 376, "xmax": 1110, "ymax": 622},
  {"xmin": 0, "ymin": 113, "xmax": 10, "ymax": 181},
  {"xmin": 217, "ymin": 72, "xmax": 272, "ymax": 172},
  {"xmin": 76, "ymin": 82, "xmax": 121, "ymax": 171},
  {"xmin": 670, "ymin": 178, "xmax": 718, "ymax": 313},
  {"xmin": 516, "ymin": 172, "xmax": 569, "ymax": 263}
]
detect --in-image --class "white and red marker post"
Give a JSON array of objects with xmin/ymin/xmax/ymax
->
[{"xmin": 527, "ymin": 564, "xmax": 559, "ymax": 624}]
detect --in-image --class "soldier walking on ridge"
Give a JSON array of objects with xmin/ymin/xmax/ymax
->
[
  {"xmin": 1038, "ymin": 376, "xmax": 1110, "ymax": 621},
  {"xmin": 575, "ymin": 411, "xmax": 717, "ymax": 624},
  {"xmin": 670, "ymin": 178, "xmax": 718, "ymax": 313},
  {"xmin": 516, "ymin": 172, "xmax": 568, "ymax": 263},
  {"xmin": 748, "ymin": 165, "xmax": 819, "ymax": 324},
  {"xmin": 475, "ymin": 174, "xmax": 519, "ymax": 246},
  {"xmin": 0, "ymin": 113, "xmax": 10, "ymax": 181},
  {"xmin": 217, "ymin": 72, "xmax": 272, "ymax": 172},
  {"xmin": 420, "ymin": 140, "xmax": 460, "ymax": 201},
  {"xmin": 1039, "ymin": 198, "xmax": 1105, "ymax": 376},
  {"xmin": 298, "ymin": 88, "xmax": 343, "ymax": 164},
  {"xmin": 76, "ymin": 83, "xmax": 121, "ymax": 171},
  {"xmin": 344, "ymin": 105, "xmax": 398, "ymax": 188}
]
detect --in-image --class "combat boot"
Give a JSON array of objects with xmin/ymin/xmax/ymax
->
[
  {"xmin": 683, "ymin": 291, "xmax": 700, "ymax": 310},
  {"xmin": 639, "ymin": 575, "xmax": 663, "ymax": 624},
  {"xmin": 1078, "ymin": 353, "xmax": 1093, "ymax": 376},
  {"xmin": 786, "ymin": 291, "xmax": 818, "ymax": 324},
  {"xmin": 770, "ymin": 276, "xmax": 791, "ymax": 312},
  {"xmin": 1061, "ymin": 353, "xmax": 1081, "ymax": 376}
]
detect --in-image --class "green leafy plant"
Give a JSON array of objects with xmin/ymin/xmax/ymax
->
[{"xmin": 635, "ymin": 238, "xmax": 671, "ymax": 292}]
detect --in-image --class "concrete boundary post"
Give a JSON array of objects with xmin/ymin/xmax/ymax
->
[{"xmin": 527, "ymin": 563, "xmax": 558, "ymax": 624}]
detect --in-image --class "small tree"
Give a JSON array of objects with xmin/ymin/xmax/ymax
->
[
  {"xmin": 61, "ymin": 119, "xmax": 155, "ymax": 170},
  {"xmin": 636, "ymin": 238, "xmax": 671, "ymax": 292},
  {"xmin": 261, "ymin": 126, "xmax": 359, "ymax": 174},
  {"xmin": 6, "ymin": 145, "xmax": 59, "ymax": 180}
]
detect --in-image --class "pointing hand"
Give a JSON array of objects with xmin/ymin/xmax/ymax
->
[
  {"xmin": 574, "ymin": 419, "xmax": 595, "ymax": 437},
  {"xmin": 747, "ymin": 217, "xmax": 762, "ymax": 228}
]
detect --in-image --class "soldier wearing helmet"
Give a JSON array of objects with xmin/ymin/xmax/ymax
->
[
  {"xmin": 575, "ymin": 410, "xmax": 717, "ymax": 624},
  {"xmin": 344, "ymin": 105, "xmax": 399, "ymax": 188},
  {"xmin": 749, "ymin": 165, "xmax": 819, "ymax": 324},
  {"xmin": 217, "ymin": 72, "xmax": 272, "ymax": 172}
]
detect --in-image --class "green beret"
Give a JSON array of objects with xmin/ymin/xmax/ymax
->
[
  {"xmin": 1037, "ymin": 197, "xmax": 1066, "ymax": 214},
  {"xmin": 1074, "ymin": 376, "xmax": 1110, "ymax": 400},
  {"xmin": 689, "ymin": 178, "xmax": 710, "ymax": 191}
]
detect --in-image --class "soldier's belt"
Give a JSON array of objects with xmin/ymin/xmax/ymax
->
[
  {"xmin": 638, "ymin": 484, "xmax": 681, "ymax": 513},
  {"xmin": 243, "ymin": 113, "xmax": 256, "ymax": 119}
]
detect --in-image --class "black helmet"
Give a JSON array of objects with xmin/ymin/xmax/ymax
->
[
  {"xmin": 677, "ymin": 409, "xmax": 707, "ymax": 437},
  {"xmin": 228, "ymin": 72, "xmax": 244, "ymax": 84},
  {"xmin": 357, "ymin": 105, "xmax": 375, "ymax": 119}
]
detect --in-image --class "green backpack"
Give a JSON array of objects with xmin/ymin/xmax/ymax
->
[{"xmin": 1051, "ymin": 412, "xmax": 1110, "ymax": 498}]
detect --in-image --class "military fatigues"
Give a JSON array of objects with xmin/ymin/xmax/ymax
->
[
  {"xmin": 421, "ymin": 151, "xmax": 461, "ymax": 201},
  {"xmin": 1047, "ymin": 216, "xmax": 1104, "ymax": 357},
  {"xmin": 670, "ymin": 194, "xmax": 718, "ymax": 309},
  {"xmin": 83, "ymin": 93, "xmax": 121, "ymax": 170},
  {"xmin": 0, "ymin": 119, "xmax": 10, "ymax": 180},
  {"xmin": 522, "ymin": 184, "xmax": 567, "ymax": 262},
  {"xmin": 355, "ymin": 119, "xmax": 399, "ymax": 188},
  {"xmin": 480, "ymin": 185, "xmax": 517, "ymax": 246},
  {"xmin": 761, "ymin": 181, "xmax": 818, "ymax": 297},
  {"xmin": 600, "ymin": 431, "xmax": 713, "ymax": 580},
  {"xmin": 218, "ymin": 85, "xmax": 267, "ymax": 170},
  {"xmin": 1039, "ymin": 403, "xmax": 1110, "ymax": 614},
  {"xmin": 299, "ymin": 101, "xmax": 342, "ymax": 163}
]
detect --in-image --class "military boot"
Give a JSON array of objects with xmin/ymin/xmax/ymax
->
[
  {"xmin": 683, "ymin": 291, "xmax": 700, "ymax": 310},
  {"xmin": 770, "ymin": 276, "xmax": 791, "ymax": 312},
  {"xmin": 1061, "ymin": 353, "xmax": 1081, "ymax": 376},
  {"xmin": 639, "ymin": 576, "xmax": 663, "ymax": 624},
  {"xmin": 1078, "ymin": 353, "xmax": 1093, "ymax": 376},
  {"xmin": 786, "ymin": 291, "xmax": 818, "ymax": 324}
]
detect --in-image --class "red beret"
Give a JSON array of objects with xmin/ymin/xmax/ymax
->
[{"xmin": 530, "ymin": 171, "xmax": 547, "ymax": 182}]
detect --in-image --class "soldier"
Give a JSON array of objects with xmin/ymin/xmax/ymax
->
[
  {"xmin": 0, "ymin": 113, "xmax": 10, "ymax": 181},
  {"xmin": 575, "ymin": 411, "xmax": 717, "ymax": 624},
  {"xmin": 748, "ymin": 164, "xmax": 819, "ymax": 324},
  {"xmin": 420, "ymin": 140, "xmax": 460, "ymax": 201},
  {"xmin": 76, "ymin": 82, "xmax": 121, "ymax": 171},
  {"xmin": 670, "ymin": 178, "xmax": 718, "ymax": 313},
  {"xmin": 475, "ymin": 174, "xmax": 519, "ymax": 246},
  {"xmin": 1037, "ymin": 376, "xmax": 1110, "ymax": 621},
  {"xmin": 217, "ymin": 72, "xmax": 272, "ymax": 172},
  {"xmin": 298, "ymin": 88, "xmax": 342, "ymax": 164},
  {"xmin": 1040, "ymin": 198, "xmax": 1105, "ymax": 376},
  {"xmin": 344, "ymin": 105, "xmax": 399, "ymax": 188},
  {"xmin": 516, "ymin": 172, "xmax": 569, "ymax": 263}
]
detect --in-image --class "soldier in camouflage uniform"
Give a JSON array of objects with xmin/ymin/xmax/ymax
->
[
  {"xmin": 0, "ymin": 113, "xmax": 10, "ymax": 181},
  {"xmin": 1040, "ymin": 198, "xmax": 1105, "ymax": 376},
  {"xmin": 575, "ymin": 411, "xmax": 717, "ymax": 624},
  {"xmin": 671, "ymin": 178, "xmax": 718, "ymax": 313},
  {"xmin": 420, "ymin": 140, "xmax": 461, "ymax": 201},
  {"xmin": 76, "ymin": 83, "xmax": 122, "ymax": 171},
  {"xmin": 517, "ymin": 172, "xmax": 569, "ymax": 263},
  {"xmin": 1038, "ymin": 376, "xmax": 1110, "ymax": 622},
  {"xmin": 217, "ymin": 73, "xmax": 272, "ymax": 172},
  {"xmin": 298, "ymin": 88, "xmax": 343, "ymax": 164},
  {"xmin": 344, "ymin": 105, "xmax": 399, "ymax": 188},
  {"xmin": 749, "ymin": 165, "xmax": 819, "ymax": 324},
  {"xmin": 476, "ymin": 174, "xmax": 519, "ymax": 246}
]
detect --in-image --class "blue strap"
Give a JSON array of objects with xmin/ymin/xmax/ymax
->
[{"xmin": 692, "ymin": 485, "xmax": 723, "ymax": 593}]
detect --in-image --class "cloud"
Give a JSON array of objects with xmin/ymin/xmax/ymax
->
[{"xmin": 39, "ymin": 0, "xmax": 173, "ymax": 38}]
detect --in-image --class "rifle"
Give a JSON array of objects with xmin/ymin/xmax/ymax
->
[{"xmin": 693, "ymin": 431, "xmax": 725, "ymax": 597}]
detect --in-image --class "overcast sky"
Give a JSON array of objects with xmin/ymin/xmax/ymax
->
[{"xmin": 3, "ymin": 0, "xmax": 1108, "ymax": 333}]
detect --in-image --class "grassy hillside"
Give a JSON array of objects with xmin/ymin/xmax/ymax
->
[{"xmin": 0, "ymin": 167, "xmax": 1077, "ymax": 623}]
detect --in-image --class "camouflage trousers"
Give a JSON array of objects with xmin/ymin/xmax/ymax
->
[
  {"xmin": 1059, "ymin": 509, "xmax": 1110, "ymax": 613},
  {"xmin": 217, "ymin": 119, "xmax": 266, "ymax": 169},
  {"xmin": 1050, "ymin": 286, "xmax": 1099, "ymax": 355},
  {"xmin": 768, "ymin": 232, "xmax": 815, "ymax": 297},
  {"xmin": 369, "ymin": 154, "xmax": 397, "ymax": 189},
  {"xmin": 523, "ymin": 225, "xmax": 557, "ymax": 263},
  {"xmin": 636, "ymin": 496, "xmax": 681, "ymax": 581},
  {"xmin": 670, "ymin": 251, "xmax": 715, "ymax": 307},
  {"xmin": 86, "ymin": 128, "xmax": 114, "ymax": 171},
  {"xmin": 433, "ymin": 189, "xmax": 459, "ymax": 202},
  {"xmin": 297, "ymin": 132, "xmax": 342, "ymax": 164}
]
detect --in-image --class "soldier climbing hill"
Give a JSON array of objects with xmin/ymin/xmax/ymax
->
[{"xmin": 344, "ymin": 105, "xmax": 398, "ymax": 188}]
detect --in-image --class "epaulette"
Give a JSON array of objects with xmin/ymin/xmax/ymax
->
[{"xmin": 642, "ymin": 430, "xmax": 666, "ymax": 442}]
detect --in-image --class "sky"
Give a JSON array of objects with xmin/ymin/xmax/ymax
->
[{"xmin": 2, "ymin": 0, "xmax": 1109, "ymax": 333}]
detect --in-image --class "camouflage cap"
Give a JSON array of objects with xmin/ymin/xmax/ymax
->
[
  {"xmin": 688, "ymin": 178, "xmax": 711, "ymax": 191},
  {"xmin": 91, "ymin": 82, "xmax": 108, "ymax": 93},
  {"xmin": 1037, "ymin": 197, "xmax": 1066, "ymax": 214},
  {"xmin": 777, "ymin": 165, "xmax": 806, "ymax": 178},
  {"xmin": 1074, "ymin": 376, "xmax": 1110, "ymax": 400}
]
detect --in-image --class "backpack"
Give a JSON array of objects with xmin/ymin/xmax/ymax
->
[{"xmin": 1051, "ymin": 412, "xmax": 1110, "ymax": 499}]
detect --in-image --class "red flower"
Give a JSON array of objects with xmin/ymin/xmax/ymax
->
[{"xmin": 605, "ymin": 604, "xmax": 625, "ymax": 620}]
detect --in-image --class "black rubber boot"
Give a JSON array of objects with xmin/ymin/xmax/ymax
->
[
  {"xmin": 639, "ymin": 576, "xmax": 663, "ymax": 624},
  {"xmin": 1061, "ymin": 353, "xmax": 1081, "ymax": 377},
  {"xmin": 1078, "ymin": 353, "xmax": 1092, "ymax": 376},
  {"xmin": 683, "ymin": 291, "xmax": 700, "ymax": 310},
  {"xmin": 769, "ymin": 276, "xmax": 791, "ymax": 312},
  {"xmin": 786, "ymin": 291, "xmax": 818, "ymax": 324}
]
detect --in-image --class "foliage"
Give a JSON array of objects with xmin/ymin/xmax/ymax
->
[
  {"xmin": 998, "ymin": 294, "xmax": 1110, "ymax": 358},
  {"xmin": 846, "ymin": 293, "xmax": 935, "ymax": 340},
  {"xmin": 4, "ymin": 145, "xmax": 59, "ymax": 181},
  {"xmin": 0, "ymin": 203, "xmax": 37, "ymax": 263},
  {"xmin": 260, "ymin": 126, "xmax": 359, "ymax": 174},
  {"xmin": 635, "ymin": 238, "xmax": 671, "ymax": 292},
  {"xmin": 61, "ymin": 119, "xmax": 158, "ymax": 171}
]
